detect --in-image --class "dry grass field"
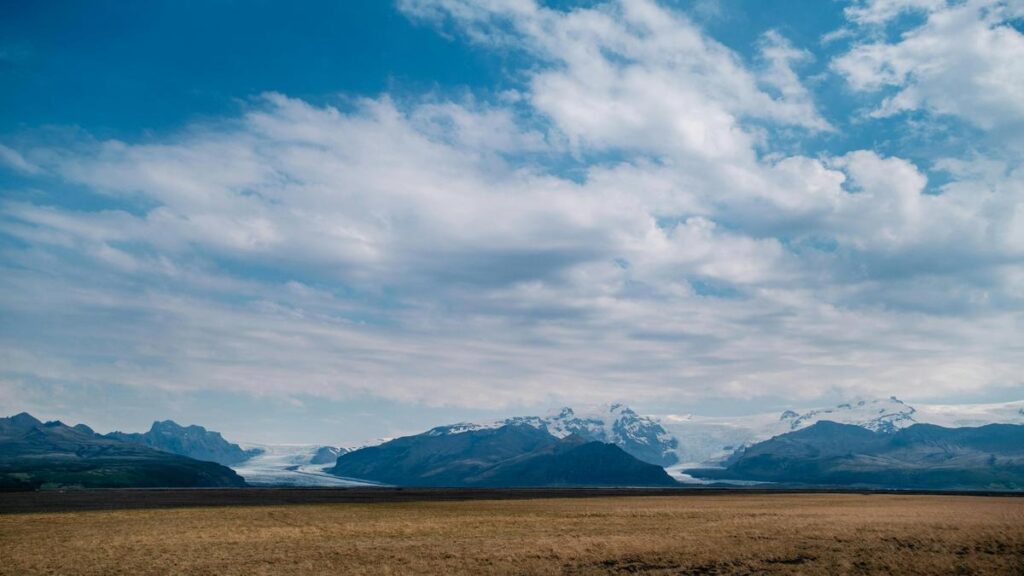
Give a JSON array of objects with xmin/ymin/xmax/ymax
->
[{"xmin": 2, "ymin": 493, "xmax": 1023, "ymax": 575}]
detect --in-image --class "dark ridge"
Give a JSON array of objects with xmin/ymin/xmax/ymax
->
[
  {"xmin": 692, "ymin": 421, "xmax": 1024, "ymax": 490},
  {"xmin": 330, "ymin": 424, "xmax": 677, "ymax": 487},
  {"xmin": 2, "ymin": 487, "xmax": 1022, "ymax": 515}
]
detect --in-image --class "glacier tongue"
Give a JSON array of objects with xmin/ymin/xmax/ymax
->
[{"xmin": 230, "ymin": 444, "xmax": 380, "ymax": 487}]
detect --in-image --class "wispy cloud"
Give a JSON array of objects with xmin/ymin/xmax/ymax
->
[{"xmin": 0, "ymin": 144, "xmax": 41, "ymax": 175}]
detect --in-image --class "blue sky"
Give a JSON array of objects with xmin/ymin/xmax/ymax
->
[{"xmin": 1, "ymin": 0, "xmax": 1022, "ymax": 443}]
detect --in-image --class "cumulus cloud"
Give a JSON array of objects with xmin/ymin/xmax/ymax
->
[
  {"xmin": 402, "ymin": 0, "xmax": 830, "ymax": 160},
  {"xmin": 0, "ymin": 0, "xmax": 1022, "ymax": 414}
]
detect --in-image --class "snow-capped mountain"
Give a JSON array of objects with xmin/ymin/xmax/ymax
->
[
  {"xmin": 428, "ymin": 404, "xmax": 679, "ymax": 467},
  {"xmin": 310, "ymin": 446, "xmax": 348, "ymax": 465},
  {"xmin": 776, "ymin": 397, "xmax": 917, "ymax": 434},
  {"xmin": 660, "ymin": 397, "xmax": 1024, "ymax": 466}
]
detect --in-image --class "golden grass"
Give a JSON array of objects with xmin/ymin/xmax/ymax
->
[{"xmin": 2, "ymin": 494, "xmax": 1023, "ymax": 575}]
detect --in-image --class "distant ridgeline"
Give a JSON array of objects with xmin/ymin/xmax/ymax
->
[
  {"xmin": 689, "ymin": 421, "xmax": 1024, "ymax": 491},
  {"xmin": 107, "ymin": 420, "xmax": 262, "ymax": 466},
  {"xmin": 0, "ymin": 413, "xmax": 246, "ymax": 491}
]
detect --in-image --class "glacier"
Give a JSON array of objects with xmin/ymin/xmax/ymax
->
[{"xmin": 231, "ymin": 443, "xmax": 382, "ymax": 487}]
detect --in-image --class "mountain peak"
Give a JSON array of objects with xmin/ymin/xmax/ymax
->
[
  {"xmin": 7, "ymin": 412, "xmax": 42, "ymax": 428},
  {"xmin": 151, "ymin": 420, "xmax": 188, "ymax": 432}
]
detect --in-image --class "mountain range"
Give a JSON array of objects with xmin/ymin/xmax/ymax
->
[
  {"xmin": 329, "ymin": 423, "xmax": 677, "ymax": 487},
  {"xmin": 5, "ymin": 396, "xmax": 1024, "ymax": 491},
  {"xmin": 418, "ymin": 397, "xmax": 993, "ymax": 468},
  {"xmin": 689, "ymin": 421, "xmax": 1024, "ymax": 490},
  {"xmin": 0, "ymin": 413, "xmax": 245, "ymax": 490}
]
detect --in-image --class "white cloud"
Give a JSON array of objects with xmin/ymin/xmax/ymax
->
[
  {"xmin": 833, "ymin": 0, "xmax": 1024, "ymax": 128},
  {"xmin": 843, "ymin": 0, "xmax": 947, "ymax": 26},
  {"xmin": 756, "ymin": 31, "xmax": 826, "ymax": 124},
  {"xmin": 403, "ymin": 0, "xmax": 830, "ymax": 162}
]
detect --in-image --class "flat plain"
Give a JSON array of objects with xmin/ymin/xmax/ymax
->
[{"xmin": 2, "ymin": 493, "xmax": 1023, "ymax": 575}]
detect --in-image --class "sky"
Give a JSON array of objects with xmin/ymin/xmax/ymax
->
[{"xmin": 1, "ymin": 0, "xmax": 1023, "ymax": 444}]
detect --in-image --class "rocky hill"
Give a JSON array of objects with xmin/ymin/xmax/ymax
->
[{"xmin": 107, "ymin": 420, "xmax": 261, "ymax": 466}]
